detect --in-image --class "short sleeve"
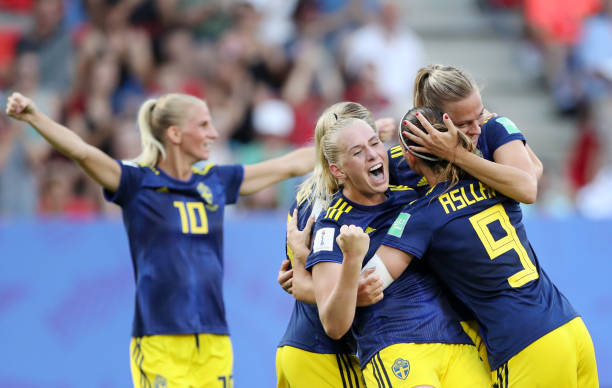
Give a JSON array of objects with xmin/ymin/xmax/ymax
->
[
  {"xmin": 482, "ymin": 116, "xmax": 526, "ymax": 156},
  {"xmin": 381, "ymin": 206, "xmax": 434, "ymax": 260},
  {"xmin": 214, "ymin": 164, "xmax": 244, "ymax": 205},
  {"xmin": 305, "ymin": 218, "xmax": 343, "ymax": 271},
  {"xmin": 103, "ymin": 160, "xmax": 145, "ymax": 207}
]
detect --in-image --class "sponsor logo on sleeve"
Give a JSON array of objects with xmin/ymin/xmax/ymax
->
[
  {"xmin": 497, "ymin": 117, "xmax": 521, "ymax": 134},
  {"xmin": 388, "ymin": 213, "xmax": 410, "ymax": 237},
  {"xmin": 313, "ymin": 227, "xmax": 335, "ymax": 252}
]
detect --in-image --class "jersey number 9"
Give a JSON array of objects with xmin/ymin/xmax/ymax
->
[{"xmin": 469, "ymin": 203, "xmax": 539, "ymax": 288}]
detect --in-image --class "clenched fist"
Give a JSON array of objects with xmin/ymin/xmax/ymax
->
[
  {"xmin": 336, "ymin": 224, "xmax": 369, "ymax": 264},
  {"xmin": 5, "ymin": 92, "xmax": 36, "ymax": 122}
]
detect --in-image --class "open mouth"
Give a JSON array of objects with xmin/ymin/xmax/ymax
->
[{"xmin": 369, "ymin": 162, "xmax": 385, "ymax": 180}]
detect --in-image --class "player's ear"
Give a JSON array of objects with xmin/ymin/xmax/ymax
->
[
  {"xmin": 166, "ymin": 125, "xmax": 182, "ymax": 145},
  {"xmin": 329, "ymin": 163, "xmax": 346, "ymax": 181}
]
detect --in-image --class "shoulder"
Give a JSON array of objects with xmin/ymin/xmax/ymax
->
[
  {"xmin": 482, "ymin": 116, "xmax": 522, "ymax": 136},
  {"xmin": 388, "ymin": 144, "xmax": 404, "ymax": 159},
  {"xmin": 389, "ymin": 184, "xmax": 420, "ymax": 204},
  {"xmin": 320, "ymin": 196, "xmax": 356, "ymax": 224},
  {"xmin": 192, "ymin": 163, "xmax": 217, "ymax": 176},
  {"xmin": 118, "ymin": 160, "xmax": 154, "ymax": 180}
]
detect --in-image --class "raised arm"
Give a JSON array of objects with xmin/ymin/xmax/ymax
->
[
  {"xmin": 240, "ymin": 147, "xmax": 315, "ymax": 195},
  {"xmin": 405, "ymin": 114, "xmax": 539, "ymax": 204},
  {"xmin": 311, "ymin": 225, "xmax": 369, "ymax": 339},
  {"xmin": 5, "ymin": 92, "xmax": 121, "ymax": 191}
]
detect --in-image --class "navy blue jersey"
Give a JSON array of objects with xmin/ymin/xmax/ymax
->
[
  {"xmin": 387, "ymin": 145, "xmax": 428, "ymax": 190},
  {"xmin": 478, "ymin": 116, "xmax": 526, "ymax": 161},
  {"xmin": 306, "ymin": 187, "xmax": 472, "ymax": 368},
  {"xmin": 382, "ymin": 179, "xmax": 577, "ymax": 369},
  {"xmin": 387, "ymin": 115, "xmax": 526, "ymax": 189},
  {"xmin": 278, "ymin": 192, "xmax": 357, "ymax": 354},
  {"xmin": 104, "ymin": 161, "xmax": 244, "ymax": 337}
]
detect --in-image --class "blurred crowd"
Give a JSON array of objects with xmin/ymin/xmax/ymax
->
[
  {"xmin": 0, "ymin": 0, "xmax": 426, "ymax": 218},
  {"xmin": 0, "ymin": 0, "xmax": 611, "ymax": 219},
  {"xmin": 484, "ymin": 0, "xmax": 612, "ymax": 217}
]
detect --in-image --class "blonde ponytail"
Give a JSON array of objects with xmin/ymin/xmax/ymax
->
[
  {"xmin": 413, "ymin": 64, "xmax": 478, "ymax": 111},
  {"xmin": 132, "ymin": 99, "xmax": 166, "ymax": 166},
  {"xmin": 131, "ymin": 93, "xmax": 206, "ymax": 166}
]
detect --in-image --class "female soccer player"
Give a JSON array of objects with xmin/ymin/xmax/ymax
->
[
  {"xmin": 287, "ymin": 107, "xmax": 491, "ymax": 387},
  {"xmin": 277, "ymin": 102, "xmax": 394, "ymax": 388},
  {"xmin": 377, "ymin": 107, "xmax": 598, "ymax": 387},
  {"xmin": 390, "ymin": 64, "xmax": 543, "ymax": 204},
  {"xmin": 5, "ymin": 92, "xmax": 315, "ymax": 388}
]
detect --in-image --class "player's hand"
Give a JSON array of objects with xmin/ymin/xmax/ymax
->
[
  {"xmin": 480, "ymin": 108, "xmax": 497, "ymax": 125},
  {"xmin": 375, "ymin": 117, "xmax": 396, "ymax": 143},
  {"xmin": 5, "ymin": 92, "xmax": 36, "ymax": 122},
  {"xmin": 336, "ymin": 224, "xmax": 369, "ymax": 264},
  {"xmin": 357, "ymin": 268, "xmax": 383, "ymax": 306},
  {"xmin": 402, "ymin": 112, "xmax": 459, "ymax": 162},
  {"xmin": 286, "ymin": 209, "xmax": 315, "ymax": 267},
  {"xmin": 277, "ymin": 259, "xmax": 293, "ymax": 295}
]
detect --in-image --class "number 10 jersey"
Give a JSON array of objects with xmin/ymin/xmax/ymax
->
[{"xmin": 104, "ymin": 161, "xmax": 244, "ymax": 337}]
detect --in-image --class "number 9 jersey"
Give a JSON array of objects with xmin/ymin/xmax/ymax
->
[
  {"xmin": 104, "ymin": 161, "xmax": 244, "ymax": 337},
  {"xmin": 382, "ymin": 179, "xmax": 578, "ymax": 371}
]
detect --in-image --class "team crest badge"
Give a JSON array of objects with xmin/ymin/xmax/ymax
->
[
  {"xmin": 197, "ymin": 183, "xmax": 213, "ymax": 203},
  {"xmin": 391, "ymin": 358, "xmax": 410, "ymax": 380},
  {"xmin": 197, "ymin": 183, "xmax": 218, "ymax": 210},
  {"xmin": 153, "ymin": 375, "xmax": 167, "ymax": 388}
]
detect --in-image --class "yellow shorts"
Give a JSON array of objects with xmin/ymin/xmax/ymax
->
[
  {"xmin": 130, "ymin": 333, "xmax": 233, "ymax": 388},
  {"xmin": 276, "ymin": 345, "xmax": 364, "ymax": 388},
  {"xmin": 460, "ymin": 320, "xmax": 490, "ymax": 371},
  {"xmin": 363, "ymin": 342, "xmax": 490, "ymax": 388},
  {"xmin": 491, "ymin": 317, "xmax": 598, "ymax": 388}
]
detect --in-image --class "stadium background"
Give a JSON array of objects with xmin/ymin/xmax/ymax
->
[{"xmin": 1, "ymin": 0, "xmax": 611, "ymax": 386}]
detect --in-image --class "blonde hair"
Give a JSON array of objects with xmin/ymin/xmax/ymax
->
[
  {"xmin": 297, "ymin": 102, "xmax": 377, "ymax": 210},
  {"xmin": 132, "ymin": 93, "xmax": 206, "ymax": 166},
  {"xmin": 399, "ymin": 107, "xmax": 475, "ymax": 191},
  {"xmin": 413, "ymin": 64, "xmax": 478, "ymax": 111}
]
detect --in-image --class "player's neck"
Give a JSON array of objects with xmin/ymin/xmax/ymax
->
[
  {"xmin": 157, "ymin": 151, "xmax": 193, "ymax": 181},
  {"xmin": 422, "ymin": 168, "xmax": 443, "ymax": 188}
]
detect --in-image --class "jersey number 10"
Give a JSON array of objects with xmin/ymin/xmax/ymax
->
[
  {"xmin": 173, "ymin": 201, "xmax": 209, "ymax": 234},
  {"xmin": 469, "ymin": 203, "xmax": 539, "ymax": 288}
]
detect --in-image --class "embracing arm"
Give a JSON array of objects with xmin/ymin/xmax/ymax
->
[
  {"xmin": 454, "ymin": 140, "xmax": 537, "ymax": 204},
  {"xmin": 5, "ymin": 92, "xmax": 120, "ymax": 191},
  {"xmin": 525, "ymin": 144, "xmax": 543, "ymax": 180},
  {"xmin": 406, "ymin": 114, "xmax": 539, "ymax": 204},
  {"xmin": 375, "ymin": 244, "xmax": 414, "ymax": 279},
  {"xmin": 240, "ymin": 147, "xmax": 315, "ymax": 195}
]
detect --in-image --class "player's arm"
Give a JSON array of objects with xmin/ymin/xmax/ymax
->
[
  {"xmin": 284, "ymin": 211, "xmax": 382, "ymax": 306},
  {"xmin": 405, "ymin": 114, "xmax": 538, "ymax": 204},
  {"xmin": 312, "ymin": 225, "xmax": 368, "ymax": 340},
  {"xmin": 453, "ymin": 140, "xmax": 537, "ymax": 203},
  {"xmin": 5, "ymin": 92, "xmax": 121, "ymax": 191},
  {"xmin": 285, "ymin": 210, "xmax": 317, "ymax": 303},
  {"xmin": 525, "ymin": 144, "xmax": 543, "ymax": 180},
  {"xmin": 374, "ymin": 244, "xmax": 414, "ymax": 279},
  {"xmin": 240, "ymin": 147, "xmax": 315, "ymax": 195}
]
